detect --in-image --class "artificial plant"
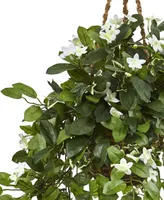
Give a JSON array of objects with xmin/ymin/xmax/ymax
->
[{"xmin": 0, "ymin": 0, "xmax": 164, "ymax": 199}]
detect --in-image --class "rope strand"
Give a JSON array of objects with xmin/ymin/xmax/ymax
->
[
  {"xmin": 136, "ymin": 0, "xmax": 147, "ymax": 45},
  {"xmin": 123, "ymin": 0, "xmax": 129, "ymax": 22},
  {"xmin": 102, "ymin": 0, "xmax": 112, "ymax": 25}
]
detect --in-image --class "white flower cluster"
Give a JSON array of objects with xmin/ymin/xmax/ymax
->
[
  {"xmin": 100, "ymin": 15, "xmax": 121, "ymax": 44},
  {"xmin": 9, "ymin": 162, "xmax": 27, "ymax": 185},
  {"xmin": 60, "ymin": 36, "xmax": 87, "ymax": 59},
  {"xmin": 112, "ymin": 147, "xmax": 158, "ymax": 182},
  {"xmin": 19, "ymin": 133, "xmax": 32, "ymax": 151}
]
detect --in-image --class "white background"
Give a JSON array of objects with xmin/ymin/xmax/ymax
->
[{"xmin": 0, "ymin": 0, "xmax": 164, "ymax": 197}]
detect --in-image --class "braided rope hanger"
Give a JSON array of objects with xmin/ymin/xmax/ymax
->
[{"xmin": 102, "ymin": 0, "xmax": 146, "ymax": 45}]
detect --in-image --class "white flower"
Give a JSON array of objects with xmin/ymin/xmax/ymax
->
[
  {"xmin": 9, "ymin": 162, "xmax": 26, "ymax": 185},
  {"xmin": 147, "ymin": 167, "xmax": 158, "ymax": 182},
  {"xmin": 100, "ymin": 28, "xmax": 120, "ymax": 44},
  {"xmin": 148, "ymin": 35, "xmax": 163, "ymax": 52},
  {"xmin": 101, "ymin": 15, "xmax": 122, "ymax": 30},
  {"xmin": 60, "ymin": 43, "xmax": 76, "ymax": 58},
  {"xmin": 19, "ymin": 133, "xmax": 32, "ymax": 150},
  {"xmin": 126, "ymin": 154, "xmax": 139, "ymax": 163},
  {"xmin": 113, "ymin": 158, "xmax": 133, "ymax": 175},
  {"xmin": 74, "ymin": 46, "xmax": 87, "ymax": 57},
  {"xmin": 70, "ymin": 35, "xmax": 83, "ymax": 47},
  {"xmin": 125, "ymin": 15, "xmax": 137, "ymax": 22},
  {"xmin": 139, "ymin": 147, "xmax": 157, "ymax": 169},
  {"xmin": 110, "ymin": 107, "xmax": 123, "ymax": 118},
  {"xmin": 125, "ymin": 72, "xmax": 132, "ymax": 77},
  {"xmin": 127, "ymin": 53, "xmax": 146, "ymax": 70},
  {"xmin": 146, "ymin": 16, "xmax": 161, "ymax": 22},
  {"xmin": 104, "ymin": 90, "xmax": 119, "ymax": 104}
]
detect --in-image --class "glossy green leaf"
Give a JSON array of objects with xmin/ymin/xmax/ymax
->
[
  {"xmin": 83, "ymin": 48, "xmax": 107, "ymax": 65},
  {"xmin": 121, "ymin": 193, "xmax": 142, "ymax": 200},
  {"xmin": 77, "ymin": 26, "xmax": 93, "ymax": 48},
  {"xmin": 89, "ymin": 180, "xmax": 99, "ymax": 198},
  {"xmin": 74, "ymin": 172, "xmax": 91, "ymax": 186},
  {"xmin": 103, "ymin": 180, "xmax": 126, "ymax": 195},
  {"xmin": 96, "ymin": 174, "xmax": 109, "ymax": 187},
  {"xmin": 112, "ymin": 126, "xmax": 127, "ymax": 143},
  {"xmin": 94, "ymin": 104, "xmax": 110, "ymax": 122},
  {"xmin": 46, "ymin": 63, "xmax": 76, "ymax": 74},
  {"xmin": 66, "ymin": 136, "xmax": 89, "ymax": 158},
  {"xmin": 59, "ymin": 91, "xmax": 76, "ymax": 102},
  {"xmin": 107, "ymin": 146, "xmax": 124, "ymax": 163},
  {"xmin": 1, "ymin": 87, "xmax": 22, "ymax": 99},
  {"xmin": 28, "ymin": 133, "xmax": 46, "ymax": 153},
  {"xmin": 131, "ymin": 76, "xmax": 152, "ymax": 103},
  {"xmin": 147, "ymin": 100, "xmax": 164, "ymax": 112},
  {"xmin": 70, "ymin": 118, "xmax": 95, "ymax": 136},
  {"xmin": 144, "ymin": 181, "xmax": 160, "ymax": 200},
  {"xmin": 0, "ymin": 172, "xmax": 11, "ymax": 186},
  {"xmin": 13, "ymin": 83, "xmax": 37, "ymax": 98},
  {"xmin": 42, "ymin": 186, "xmax": 59, "ymax": 200},
  {"xmin": 12, "ymin": 150, "xmax": 27, "ymax": 163},
  {"xmin": 32, "ymin": 148, "xmax": 50, "ymax": 164},
  {"xmin": 0, "ymin": 195, "xmax": 13, "ymax": 200},
  {"xmin": 135, "ymin": 132, "xmax": 149, "ymax": 147},
  {"xmin": 75, "ymin": 102, "xmax": 95, "ymax": 117},
  {"xmin": 101, "ymin": 117, "xmax": 122, "ymax": 130},
  {"xmin": 158, "ymin": 21, "xmax": 164, "ymax": 31},
  {"xmin": 119, "ymin": 89, "xmax": 137, "ymax": 110},
  {"xmin": 137, "ymin": 121, "xmax": 150, "ymax": 133},
  {"xmin": 24, "ymin": 105, "xmax": 43, "ymax": 122},
  {"xmin": 110, "ymin": 168, "xmax": 124, "ymax": 181},
  {"xmin": 151, "ymin": 20, "xmax": 160, "ymax": 39},
  {"xmin": 85, "ymin": 95, "xmax": 100, "ymax": 103},
  {"xmin": 40, "ymin": 120, "xmax": 57, "ymax": 144},
  {"xmin": 57, "ymin": 129, "xmax": 70, "ymax": 145},
  {"xmin": 87, "ymin": 30, "xmax": 103, "ymax": 45},
  {"xmin": 131, "ymin": 163, "xmax": 149, "ymax": 178}
]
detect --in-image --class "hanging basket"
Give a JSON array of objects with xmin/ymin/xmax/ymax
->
[{"xmin": 1, "ymin": 0, "xmax": 164, "ymax": 199}]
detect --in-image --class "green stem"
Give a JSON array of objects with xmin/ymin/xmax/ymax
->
[
  {"xmin": 22, "ymin": 97, "xmax": 44, "ymax": 107},
  {"xmin": 130, "ymin": 176, "xmax": 135, "ymax": 200}
]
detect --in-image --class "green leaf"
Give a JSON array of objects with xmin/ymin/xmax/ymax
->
[
  {"xmin": 147, "ymin": 100, "xmax": 164, "ymax": 112},
  {"xmin": 121, "ymin": 193, "xmax": 142, "ymax": 200},
  {"xmin": 42, "ymin": 186, "xmax": 59, "ymax": 200},
  {"xmin": 89, "ymin": 180, "xmax": 99, "ymax": 198},
  {"xmin": 74, "ymin": 172, "xmax": 91, "ymax": 186},
  {"xmin": 0, "ymin": 195, "xmax": 13, "ymax": 200},
  {"xmin": 40, "ymin": 120, "xmax": 57, "ymax": 145},
  {"xmin": 110, "ymin": 168, "xmax": 124, "ymax": 181},
  {"xmin": 137, "ymin": 121, "xmax": 150, "ymax": 133},
  {"xmin": 12, "ymin": 150, "xmax": 27, "ymax": 163},
  {"xmin": 77, "ymin": 26, "xmax": 93, "ymax": 48},
  {"xmin": 131, "ymin": 163, "xmax": 149, "ymax": 178},
  {"xmin": 112, "ymin": 126, "xmax": 127, "ymax": 143},
  {"xmin": 75, "ymin": 103, "xmax": 95, "ymax": 117},
  {"xmin": 116, "ymin": 24, "xmax": 130, "ymax": 42},
  {"xmin": 96, "ymin": 174, "xmax": 108, "ymax": 187},
  {"xmin": 12, "ymin": 83, "xmax": 37, "ymax": 98},
  {"xmin": 0, "ymin": 186, "xmax": 2, "ymax": 195},
  {"xmin": 103, "ymin": 180, "xmax": 126, "ymax": 195},
  {"xmin": 135, "ymin": 132, "xmax": 149, "ymax": 147},
  {"xmin": 85, "ymin": 95, "xmax": 100, "ymax": 103},
  {"xmin": 32, "ymin": 148, "xmax": 50, "ymax": 164},
  {"xmin": 66, "ymin": 136, "xmax": 89, "ymax": 158},
  {"xmin": 158, "ymin": 21, "xmax": 164, "ymax": 31},
  {"xmin": 59, "ymin": 91, "xmax": 76, "ymax": 102},
  {"xmin": 87, "ymin": 30, "xmax": 103, "ymax": 45},
  {"xmin": 93, "ymin": 139, "xmax": 110, "ymax": 167},
  {"xmin": 28, "ymin": 133, "xmax": 46, "ymax": 153},
  {"xmin": 70, "ymin": 118, "xmax": 95, "ymax": 136},
  {"xmin": 68, "ymin": 69, "xmax": 91, "ymax": 84},
  {"xmin": 144, "ymin": 181, "xmax": 160, "ymax": 200},
  {"xmin": 20, "ymin": 125, "xmax": 37, "ymax": 135},
  {"xmin": 107, "ymin": 146, "xmax": 124, "ymax": 163},
  {"xmin": 16, "ymin": 179, "xmax": 34, "ymax": 193},
  {"xmin": 151, "ymin": 20, "xmax": 160, "ymax": 39},
  {"xmin": 83, "ymin": 48, "xmax": 107, "ymax": 65},
  {"xmin": 48, "ymin": 80, "xmax": 62, "ymax": 93},
  {"xmin": 1, "ymin": 87, "xmax": 22, "ymax": 99},
  {"xmin": 131, "ymin": 76, "xmax": 152, "ymax": 103},
  {"xmin": 94, "ymin": 104, "xmax": 110, "ymax": 122},
  {"xmin": 46, "ymin": 63, "xmax": 76, "ymax": 74},
  {"xmin": 99, "ymin": 194, "xmax": 118, "ymax": 200},
  {"xmin": 119, "ymin": 89, "xmax": 137, "ymax": 110},
  {"xmin": 0, "ymin": 172, "xmax": 11, "ymax": 186},
  {"xmin": 159, "ymin": 92, "xmax": 164, "ymax": 104},
  {"xmin": 57, "ymin": 129, "xmax": 70, "ymax": 145},
  {"xmin": 24, "ymin": 105, "xmax": 43, "ymax": 122},
  {"xmin": 101, "ymin": 117, "xmax": 122, "ymax": 130}
]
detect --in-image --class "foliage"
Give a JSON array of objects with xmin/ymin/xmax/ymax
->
[{"xmin": 1, "ymin": 14, "xmax": 164, "ymax": 200}]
